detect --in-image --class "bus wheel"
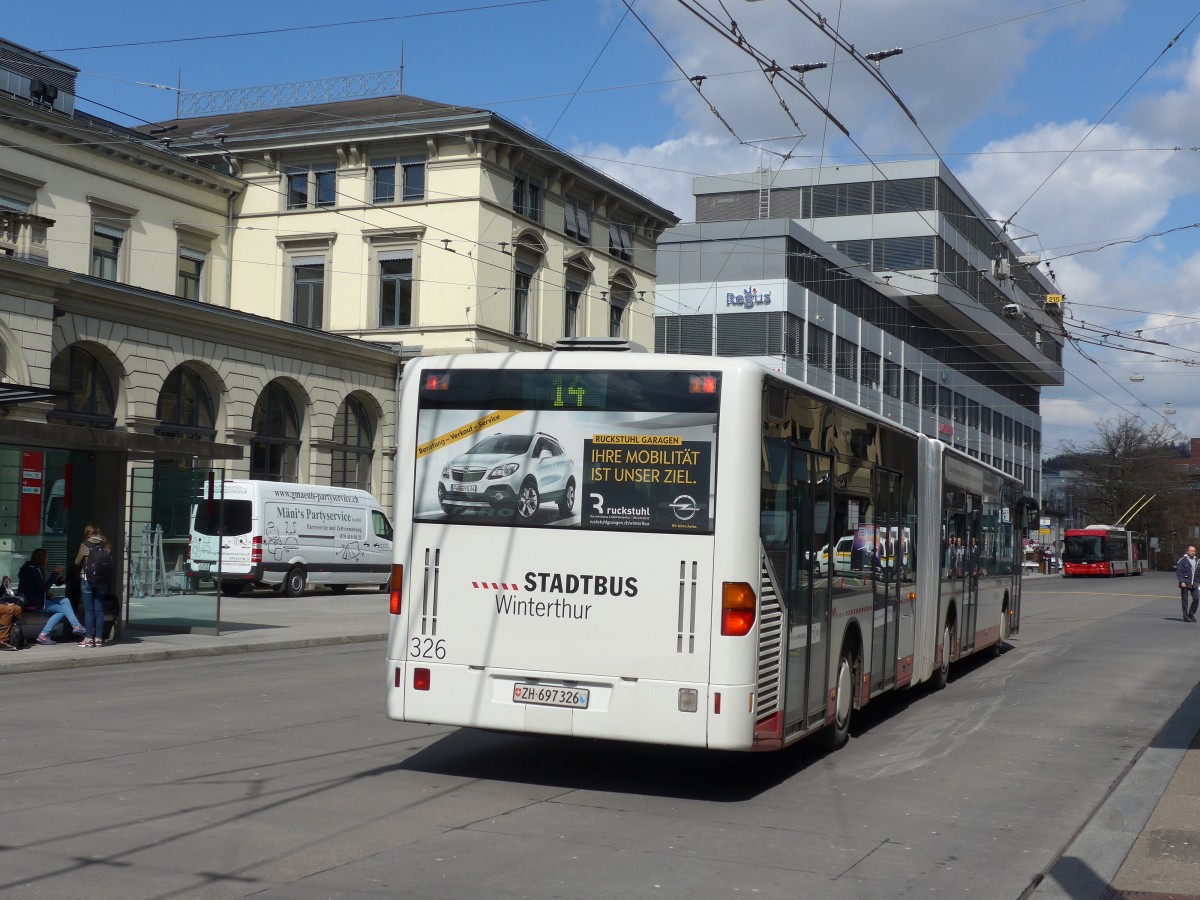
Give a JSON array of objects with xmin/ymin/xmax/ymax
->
[
  {"xmin": 282, "ymin": 566, "xmax": 306, "ymax": 598},
  {"xmin": 993, "ymin": 606, "xmax": 1010, "ymax": 658},
  {"xmin": 516, "ymin": 479, "xmax": 540, "ymax": 520},
  {"xmin": 931, "ymin": 621, "xmax": 954, "ymax": 689},
  {"xmin": 558, "ymin": 478, "xmax": 576, "ymax": 516},
  {"xmin": 821, "ymin": 645, "xmax": 856, "ymax": 751}
]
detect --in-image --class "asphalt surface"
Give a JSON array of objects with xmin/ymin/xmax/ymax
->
[{"xmin": 3, "ymin": 577, "xmax": 1198, "ymax": 900}]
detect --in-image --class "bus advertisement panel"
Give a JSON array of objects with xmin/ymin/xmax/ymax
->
[{"xmin": 413, "ymin": 370, "xmax": 719, "ymax": 534}]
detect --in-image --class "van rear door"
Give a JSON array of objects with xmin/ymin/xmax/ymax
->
[{"xmin": 189, "ymin": 496, "xmax": 255, "ymax": 576}]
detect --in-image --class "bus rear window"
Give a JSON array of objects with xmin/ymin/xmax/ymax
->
[
  {"xmin": 413, "ymin": 369, "xmax": 719, "ymax": 534},
  {"xmin": 193, "ymin": 500, "xmax": 253, "ymax": 537}
]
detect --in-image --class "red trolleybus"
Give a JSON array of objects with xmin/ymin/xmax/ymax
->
[{"xmin": 1061, "ymin": 525, "xmax": 1148, "ymax": 577}]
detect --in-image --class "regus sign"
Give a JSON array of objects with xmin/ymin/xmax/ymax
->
[{"xmin": 725, "ymin": 286, "xmax": 772, "ymax": 309}]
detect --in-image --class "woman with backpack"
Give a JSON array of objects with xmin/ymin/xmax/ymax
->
[{"xmin": 75, "ymin": 524, "xmax": 113, "ymax": 648}]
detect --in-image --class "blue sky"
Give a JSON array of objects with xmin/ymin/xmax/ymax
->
[{"xmin": 8, "ymin": 0, "xmax": 1200, "ymax": 455}]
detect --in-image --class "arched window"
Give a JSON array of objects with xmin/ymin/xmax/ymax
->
[
  {"xmin": 250, "ymin": 382, "xmax": 301, "ymax": 482},
  {"xmin": 513, "ymin": 234, "xmax": 546, "ymax": 341},
  {"xmin": 608, "ymin": 279, "xmax": 634, "ymax": 339},
  {"xmin": 331, "ymin": 395, "xmax": 375, "ymax": 490},
  {"xmin": 157, "ymin": 365, "xmax": 216, "ymax": 439},
  {"xmin": 48, "ymin": 345, "xmax": 116, "ymax": 428}
]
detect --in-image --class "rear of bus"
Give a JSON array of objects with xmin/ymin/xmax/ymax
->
[{"xmin": 385, "ymin": 354, "xmax": 761, "ymax": 750}]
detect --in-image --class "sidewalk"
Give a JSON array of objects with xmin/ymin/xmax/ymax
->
[
  {"xmin": 0, "ymin": 590, "xmax": 388, "ymax": 676},
  {"xmin": 1022, "ymin": 570, "xmax": 1200, "ymax": 900},
  {"xmin": 4, "ymin": 582, "xmax": 1199, "ymax": 899},
  {"xmin": 1027, "ymin": 677, "xmax": 1200, "ymax": 900}
]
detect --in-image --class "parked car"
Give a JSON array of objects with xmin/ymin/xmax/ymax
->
[
  {"xmin": 437, "ymin": 432, "xmax": 576, "ymax": 521},
  {"xmin": 812, "ymin": 536, "xmax": 855, "ymax": 575}
]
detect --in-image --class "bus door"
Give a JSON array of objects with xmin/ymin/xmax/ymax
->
[
  {"xmin": 962, "ymin": 501, "xmax": 982, "ymax": 653},
  {"xmin": 943, "ymin": 489, "xmax": 982, "ymax": 654},
  {"xmin": 870, "ymin": 468, "xmax": 902, "ymax": 692},
  {"xmin": 804, "ymin": 452, "xmax": 834, "ymax": 729},
  {"xmin": 771, "ymin": 447, "xmax": 832, "ymax": 736}
]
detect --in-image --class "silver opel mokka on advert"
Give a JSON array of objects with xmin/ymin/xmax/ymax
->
[{"xmin": 437, "ymin": 432, "xmax": 576, "ymax": 520}]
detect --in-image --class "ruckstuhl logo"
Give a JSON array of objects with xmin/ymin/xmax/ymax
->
[{"xmin": 725, "ymin": 286, "xmax": 772, "ymax": 309}]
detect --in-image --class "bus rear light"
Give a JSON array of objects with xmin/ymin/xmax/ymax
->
[
  {"xmin": 713, "ymin": 692, "xmax": 722, "ymax": 714},
  {"xmin": 251, "ymin": 536, "xmax": 262, "ymax": 565},
  {"xmin": 394, "ymin": 667, "xmax": 402, "ymax": 689},
  {"xmin": 720, "ymin": 581, "xmax": 756, "ymax": 636},
  {"xmin": 413, "ymin": 667, "xmax": 430, "ymax": 691},
  {"xmin": 423, "ymin": 373, "xmax": 449, "ymax": 391},
  {"xmin": 689, "ymin": 374, "xmax": 718, "ymax": 394},
  {"xmin": 389, "ymin": 564, "xmax": 404, "ymax": 615},
  {"xmin": 678, "ymin": 688, "xmax": 698, "ymax": 713}
]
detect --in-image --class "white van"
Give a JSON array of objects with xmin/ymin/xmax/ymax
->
[{"xmin": 188, "ymin": 481, "xmax": 393, "ymax": 596}]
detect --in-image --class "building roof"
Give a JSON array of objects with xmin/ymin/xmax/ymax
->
[
  {"xmin": 143, "ymin": 94, "xmax": 485, "ymax": 145},
  {"xmin": 139, "ymin": 95, "xmax": 678, "ymax": 225}
]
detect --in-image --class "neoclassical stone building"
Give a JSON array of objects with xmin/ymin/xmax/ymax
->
[{"xmin": 0, "ymin": 36, "xmax": 674, "ymax": 588}]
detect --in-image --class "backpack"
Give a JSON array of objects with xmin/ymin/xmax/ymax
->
[
  {"xmin": 8, "ymin": 617, "xmax": 27, "ymax": 650},
  {"xmin": 85, "ymin": 544, "xmax": 114, "ymax": 582}
]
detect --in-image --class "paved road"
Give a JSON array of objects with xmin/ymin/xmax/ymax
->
[{"xmin": 3, "ymin": 573, "xmax": 1196, "ymax": 899}]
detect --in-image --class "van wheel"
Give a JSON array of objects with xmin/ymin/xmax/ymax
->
[
  {"xmin": 220, "ymin": 581, "xmax": 246, "ymax": 596},
  {"xmin": 558, "ymin": 478, "xmax": 576, "ymax": 516},
  {"xmin": 329, "ymin": 584, "xmax": 349, "ymax": 594},
  {"xmin": 515, "ymin": 478, "xmax": 540, "ymax": 520},
  {"xmin": 282, "ymin": 566, "xmax": 306, "ymax": 598}
]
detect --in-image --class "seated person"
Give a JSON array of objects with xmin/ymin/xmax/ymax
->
[
  {"xmin": 0, "ymin": 574, "xmax": 21, "ymax": 650},
  {"xmin": 17, "ymin": 548, "xmax": 84, "ymax": 645}
]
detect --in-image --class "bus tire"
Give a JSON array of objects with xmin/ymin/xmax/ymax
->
[
  {"xmin": 558, "ymin": 478, "xmax": 576, "ymax": 516},
  {"xmin": 821, "ymin": 644, "xmax": 857, "ymax": 752},
  {"xmin": 282, "ymin": 566, "xmax": 306, "ymax": 598},
  {"xmin": 931, "ymin": 620, "xmax": 954, "ymax": 690},
  {"xmin": 516, "ymin": 478, "xmax": 540, "ymax": 520},
  {"xmin": 993, "ymin": 603, "xmax": 1009, "ymax": 658}
]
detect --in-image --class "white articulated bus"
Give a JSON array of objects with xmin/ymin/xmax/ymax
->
[{"xmin": 385, "ymin": 347, "xmax": 1034, "ymax": 752}]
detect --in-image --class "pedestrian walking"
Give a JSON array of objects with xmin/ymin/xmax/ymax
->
[
  {"xmin": 18, "ymin": 548, "xmax": 83, "ymax": 644},
  {"xmin": 75, "ymin": 524, "xmax": 114, "ymax": 647},
  {"xmin": 1175, "ymin": 545, "xmax": 1200, "ymax": 623}
]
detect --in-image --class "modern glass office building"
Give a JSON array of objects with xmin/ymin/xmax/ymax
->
[{"xmin": 654, "ymin": 161, "xmax": 1065, "ymax": 497}]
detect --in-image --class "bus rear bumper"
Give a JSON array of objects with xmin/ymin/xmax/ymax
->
[{"xmin": 386, "ymin": 660, "xmax": 757, "ymax": 751}]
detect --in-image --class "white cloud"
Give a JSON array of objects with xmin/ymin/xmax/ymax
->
[{"xmin": 585, "ymin": 1, "xmax": 1199, "ymax": 452}]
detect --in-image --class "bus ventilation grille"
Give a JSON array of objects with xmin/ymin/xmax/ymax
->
[
  {"xmin": 756, "ymin": 558, "xmax": 785, "ymax": 719},
  {"xmin": 551, "ymin": 337, "xmax": 647, "ymax": 353},
  {"xmin": 677, "ymin": 560, "xmax": 698, "ymax": 653},
  {"xmin": 420, "ymin": 546, "xmax": 440, "ymax": 636}
]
